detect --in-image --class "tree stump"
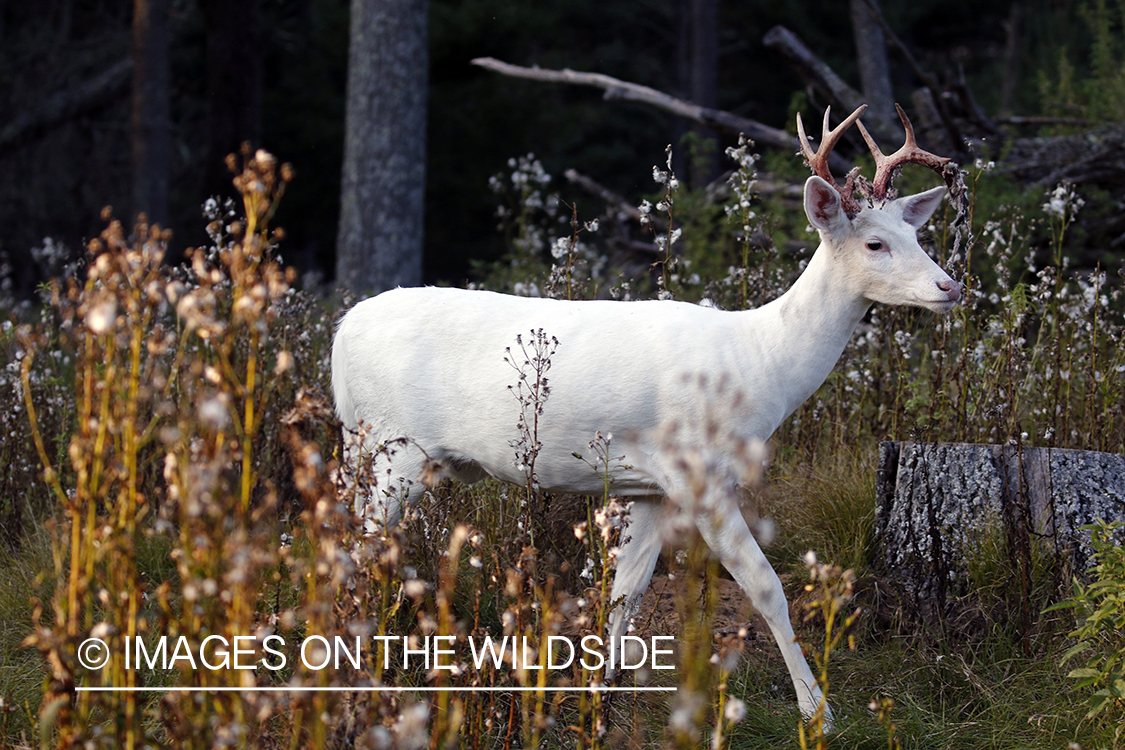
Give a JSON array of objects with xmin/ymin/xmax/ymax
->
[{"xmin": 874, "ymin": 441, "xmax": 1125, "ymax": 618}]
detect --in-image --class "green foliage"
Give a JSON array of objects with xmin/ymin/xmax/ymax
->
[
  {"xmin": 1053, "ymin": 521, "xmax": 1125, "ymax": 724},
  {"xmin": 1039, "ymin": 0, "xmax": 1125, "ymax": 124},
  {"xmin": 0, "ymin": 528, "xmax": 55, "ymax": 731},
  {"xmin": 724, "ymin": 625, "xmax": 1117, "ymax": 750}
]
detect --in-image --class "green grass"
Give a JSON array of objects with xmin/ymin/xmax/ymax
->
[
  {"xmin": 0, "ymin": 526, "xmax": 55, "ymax": 736},
  {"xmin": 766, "ymin": 452, "xmax": 879, "ymax": 579}
]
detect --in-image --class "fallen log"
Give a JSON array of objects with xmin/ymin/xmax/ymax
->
[
  {"xmin": 999, "ymin": 129, "xmax": 1125, "ymax": 186},
  {"xmin": 0, "ymin": 58, "xmax": 133, "ymax": 158},
  {"xmin": 761, "ymin": 26, "xmax": 874, "ymax": 135}
]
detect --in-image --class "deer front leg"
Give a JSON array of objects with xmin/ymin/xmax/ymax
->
[
  {"xmin": 693, "ymin": 495, "xmax": 830, "ymax": 725},
  {"xmin": 604, "ymin": 498, "xmax": 665, "ymax": 681}
]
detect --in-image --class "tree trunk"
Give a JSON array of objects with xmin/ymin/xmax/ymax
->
[
  {"xmin": 1000, "ymin": 3, "xmax": 1022, "ymax": 116},
  {"xmin": 201, "ymin": 0, "xmax": 263, "ymax": 197},
  {"xmin": 336, "ymin": 0, "xmax": 428, "ymax": 294},
  {"xmin": 909, "ymin": 87, "xmax": 954, "ymax": 155},
  {"xmin": 671, "ymin": 0, "xmax": 690, "ymax": 180},
  {"xmin": 850, "ymin": 0, "xmax": 894, "ymax": 126},
  {"xmin": 689, "ymin": 0, "xmax": 718, "ymax": 185},
  {"xmin": 132, "ymin": 0, "xmax": 171, "ymax": 225},
  {"xmin": 875, "ymin": 441, "xmax": 1125, "ymax": 622}
]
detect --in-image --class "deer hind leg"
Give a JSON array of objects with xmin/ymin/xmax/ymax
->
[
  {"xmin": 604, "ymin": 498, "xmax": 667, "ymax": 680},
  {"xmin": 692, "ymin": 494, "xmax": 829, "ymax": 724},
  {"xmin": 343, "ymin": 434, "xmax": 428, "ymax": 532}
]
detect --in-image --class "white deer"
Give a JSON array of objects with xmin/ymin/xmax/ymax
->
[{"xmin": 331, "ymin": 104, "xmax": 961, "ymax": 722}]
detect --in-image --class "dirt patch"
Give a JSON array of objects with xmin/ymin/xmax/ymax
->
[{"xmin": 631, "ymin": 574, "xmax": 756, "ymax": 637}]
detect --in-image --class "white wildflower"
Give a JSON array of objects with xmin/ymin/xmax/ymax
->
[
  {"xmin": 85, "ymin": 298, "xmax": 117, "ymax": 335},
  {"xmin": 551, "ymin": 236, "xmax": 571, "ymax": 260},
  {"xmin": 1042, "ymin": 183, "xmax": 1084, "ymax": 220},
  {"xmin": 198, "ymin": 395, "xmax": 229, "ymax": 430},
  {"xmin": 638, "ymin": 199, "xmax": 653, "ymax": 225},
  {"xmin": 724, "ymin": 697, "xmax": 747, "ymax": 723}
]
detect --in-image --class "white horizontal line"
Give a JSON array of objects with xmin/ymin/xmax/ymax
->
[{"xmin": 76, "ymin": 686, "xmax": 677, "ymax": 693}]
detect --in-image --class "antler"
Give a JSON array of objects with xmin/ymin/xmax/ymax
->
[
  {"xmin": 856, "ymin": 103, "xmax": 951, "ymax": 201},
  {"xmin": 796, "ymin": 104, "xmax": 867, "ymax": 217}
]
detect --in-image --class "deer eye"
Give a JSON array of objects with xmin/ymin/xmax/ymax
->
[{"xmin": 866, "ymin": 240, "xmax": 884, "ymax": 251}]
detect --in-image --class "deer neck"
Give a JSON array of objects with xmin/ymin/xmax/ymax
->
[{"xmin": 749, "ymin": 242, "xmax": 871, "ymax": 420}]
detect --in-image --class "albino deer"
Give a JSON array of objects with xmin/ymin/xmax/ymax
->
[{"xmin": 332, "ymin": 104, "xmax": 960, "ymax": 721}]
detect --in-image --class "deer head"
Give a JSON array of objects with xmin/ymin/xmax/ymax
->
[{"xmin": 796, "ymin": 104, "xmax": 961, "ymax": 313}]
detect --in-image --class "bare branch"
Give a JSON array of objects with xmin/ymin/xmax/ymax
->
[
  {"xmin": 1001, "ymin": 129, "xmax": 1125, "ymax": 187},
  {"xmin": 564, "ymin": 168, "xmax": 653, "ymax": 226},
  {"xmin": 763, "ymin": 25, "xmax": 902, "ymax": 144},
  {"xmin": 857, "ymin": 0, "xmax": 934, "ymax": 94},
  {"xmin": 996, "ymin": 116, "xmax": 1093, "ymax": 127},
  {"xmin": 471, "ymin": 56, "xmax": 852, "ymax": 172},
  {"xmin": 850, "ymin": 0, "xmax": 895, "ymax": 124},
  {"xmin": 855, "ymin": 0, "xmax": 969, "ymax": 151}
]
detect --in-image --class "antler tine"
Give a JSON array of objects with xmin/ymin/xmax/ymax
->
[
  {"xmin": 859, "ymin": 103, "xmax": 952, "ymax": 200},
  {"xmin": 796, "ymin": 105, "xmax": 867, "ymax": 181},
  {"xmin": 820, "ymin": 104, "xmax": 867, "ymax": 158},
  {"xmin": 795, "ymin": 111, "xmax": 823, "ymax": 178},
  {"xmin": 796, "ymin": 104, "xmax": 867, "ymax": 217}
]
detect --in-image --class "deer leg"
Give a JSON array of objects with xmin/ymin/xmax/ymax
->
[
  {"xmin": 604, "ymin": 498, "xmax": 666, "ymax": 680},
  {"xmin": 692, "ymin": 495, "xmax": 829, "ymax": 724},
  {"xmin": 347, "ymin": 440, "xmax": 427, "ymax": 532}
]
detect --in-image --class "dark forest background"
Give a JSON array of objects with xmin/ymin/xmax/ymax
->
[{"xmin": 0, "ymin": 0, "xmax": 1114, "ymax": 296}]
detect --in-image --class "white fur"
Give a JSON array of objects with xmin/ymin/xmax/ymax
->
[{"xmin": 331, "ymin": 176, "xmax": 958, "ymax": 721}]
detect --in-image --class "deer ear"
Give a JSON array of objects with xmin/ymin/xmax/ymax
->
[
  {"xmin": 895, "ymin": 185, "xmax": 946, "ymax": 229},
  {"xmin": 804, "ymin": 176, "xmax": 847, "ymax": 232}
]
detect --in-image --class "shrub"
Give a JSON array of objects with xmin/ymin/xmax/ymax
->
[{"xmin": 1053, "ymin": 521, "xmax": 1125, "ymax": 727}]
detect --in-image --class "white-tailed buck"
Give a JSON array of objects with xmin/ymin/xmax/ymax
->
[{"xmin": 332, "ymin": 104, "xmax": 960, "ymax": 722}]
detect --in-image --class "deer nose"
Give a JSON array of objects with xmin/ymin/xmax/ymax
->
[{"xmin": 937, "ymin": 278, "xmax": 961, "ymax": 301}]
